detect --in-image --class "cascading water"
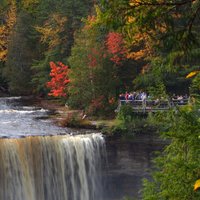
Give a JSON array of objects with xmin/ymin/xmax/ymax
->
[
  {"xmin": 0, "ymin": 134, "xmax": 105, "ymax": 200},
  {"xmin": 0, "ymin": 97, "xmax": 106, "ymax": 200}
]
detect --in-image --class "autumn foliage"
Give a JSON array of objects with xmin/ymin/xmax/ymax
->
[
  {"xmin": 87, "ymin": 48, "xmax": 99, "ymax": 67},
  {"xmin": 0, "ymin": 2, "xmax": 16, "ymax": 61},
  {"xmin": 88, "ymin": 95, "xmax": 105, "ymax": 114},
  {"xmin": 46, "ymin": 61, "xmax": 70, "ymax": 97},
  {"xmin": 106, "ymin": 32, "xmax": 127, "ymax": 65},
  {"xmin": 87, "ymin": 47, "xmax": 107, "ymax": 68}
]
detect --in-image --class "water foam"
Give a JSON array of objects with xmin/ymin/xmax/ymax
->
[{"xmin": 0, "ymin": 134, "xmax": 105, "ymax": 200}]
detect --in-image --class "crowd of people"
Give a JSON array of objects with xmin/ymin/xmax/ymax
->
[
  {"xmin": 171, "ymin": 94, "xmax": 188, "ymax": 101},
  {"xmin": 119, "ymin": 91, "xmax": 189, "ymax": 106},
  {"xmin": 119, "ymin": 91, "xmax": 148, "ymax": 101}
]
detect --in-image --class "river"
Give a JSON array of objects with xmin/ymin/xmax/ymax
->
[{"xmin": 0, "ymin": 96, "xmax": 164, "ymax": 200}]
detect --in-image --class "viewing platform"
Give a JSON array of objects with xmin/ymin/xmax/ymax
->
[{"xmin": 117, "ymin": 98, "xmax": 189, "ymax": 113}]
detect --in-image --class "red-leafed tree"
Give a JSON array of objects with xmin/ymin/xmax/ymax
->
[
  {"xmin": 106, "ymin": 32, "xmax": 127, "ymax": 65},
  {"xmin": 46, "ymin": 61, "xmax": 70, "ymax": 97}
]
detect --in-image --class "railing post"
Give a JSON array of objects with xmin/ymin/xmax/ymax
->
[{"xmin": 142, "ymin": 99, "xmax": 146, "ymax": 113}]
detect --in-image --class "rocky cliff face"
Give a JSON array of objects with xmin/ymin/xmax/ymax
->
[{"xmin": 103, "ymin": 133, "xmax": 166, "ymax": 200}]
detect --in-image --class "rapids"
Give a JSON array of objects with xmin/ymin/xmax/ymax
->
[{"xmin": 0, "ymin": 96, "xmax": 70, "ymax": 138}]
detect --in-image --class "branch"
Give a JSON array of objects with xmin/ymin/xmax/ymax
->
[
  {"xmin": 188, "ymin": 6, "xmax": 200, "ymax": 33},
  {"xmin": 131, "ymin": 0, "xmax": 195, "ymax": 7}
]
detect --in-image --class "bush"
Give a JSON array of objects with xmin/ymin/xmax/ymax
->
[
  {"xmin": 117, "ymin": 104, "xmax": 136, "ymax": 122},
  {"xmin": 60, "ymin": 112, "xmax": 82, "ymax": 127},
  {"xmin": 102, "ymin": 104, "xmax": 149, "ymax": 136}
]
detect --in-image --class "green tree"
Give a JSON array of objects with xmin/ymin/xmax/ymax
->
[
  {"xmin": 68, "ymin": 16, "xmax": 118, "ymax": 116},
  {"xmin": 143, "ymin": 105, "xmax": 200, "ymax": 200},
  {"xmin": 0, "ymin": 1, "xmax": 16, "ymax": 93},
  {"xmin": 31, "ymin": 0, "xmax": 95, "ymax": 95},
  {"xmin": 98, "ymin": 0, "xmax": 200, "ymax": 93},
  {"xmin": 3, "ymin": 11, "xmax": 34, "ymax": 95},
  {"xmin": 31, "ymin": 12, "xmax": 68, "ymax": 94}
]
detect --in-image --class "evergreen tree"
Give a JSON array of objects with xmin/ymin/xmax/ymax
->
[
  {"xmin": 4, "ymin": 11, "xmax": 34, "ymax": 95},
  {"xmin": 31, "ymin": 0, "xmax": 94, "ymax": 95},
  {"xmin": 68, "ymin": 17, "xmax": 118, "ymax": 115}
]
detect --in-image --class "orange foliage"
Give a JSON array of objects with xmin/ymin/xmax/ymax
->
[
  {"xmin": 84, "ymin": 15, "xmax": 96, "ymax": 30},
  {"xmin": 186, "ymin": 71, "xmax": 200, "ymax": 78},
  {"xmin": 127, "ymin": 50, "xmax": 148, "ymax": 60},
  {"xmin": 194, "ymin": 179, "xmax": 200, "ymax": 191},
  {"xmin": 126, "ymin": 32, "xmax": 153, "ymax": 61},
  {"xmin": 0, "ymin": 2, "xmax": 16, "ymax": 61},
  {"xmin": 46, "ymin": 62, "xmax": 70, "ymax": 97},
  {"xmin": 106, "ymin": 32, "xmax": 127, "ymax": 65},
  {"xmin": 129, "ymin": 0, "xmax": 142, "ymax": 6}
]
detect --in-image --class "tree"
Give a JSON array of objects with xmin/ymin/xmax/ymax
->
[
  {"xmin": 31, "ymin": 12, "xmax": 68, "ymax": 94},
  {"xmin": 143, "ymin": 105, "xmax": 200, "ymax": 199},
  {"xmin": 31, "ymin": 0, "xmax": 95, "ymax": 95},
  {"xmin": 98, "ymin": 0, "xmax": 200, "ymax": 93},
  {"xmin": 46, "ymin": 61, "xmax": 70, "ymax": 97},
  {"xmin": 3, "ymin": 11, "xmax": 34, "ymax": 95},
  {"xmin": 0, "ymin": 1, "xmax": 16, "ymax": 61},
  {"xmin": 68, "ymin": 15, "xmax": 119, "ymax": 115},
  {"xmin": 106, "ymin": 32, "xmax": 127, "ymax": 65}
]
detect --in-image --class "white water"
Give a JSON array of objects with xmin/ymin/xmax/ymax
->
[
  {"xmin": 0, "ymin": 97, "xmax": 69, "ymax": 137},
  {"xmin": 0, "ymin": 97, "xmax": 106, "ymax": 200},
  {"xmin": 0, "ymin": 134, "xmax": 105, "ymax": 200}
]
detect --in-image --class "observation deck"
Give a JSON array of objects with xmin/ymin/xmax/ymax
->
[{"xmin": 117, "ymin": 98, "xmax": 189, "ymax": 113}]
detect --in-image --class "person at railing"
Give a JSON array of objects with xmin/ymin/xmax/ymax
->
[
  {"xmin": 141, "ymin": 92, "xmax": 147, "ymax": 110},
  {"xmin": 125, "ymin": 91, "xmax": 129, "ymax": 101},
  {"xmin": 119, "ymin": 93, "xmax": 125, "ymax": 105},
  {"xmin": 128, "ymin": 93, "xmax": 134, "ymax": 101},
  {"xmin": 141, "ymin": 92, "xmax": 147, "ymax": 101},
  {"xmin": 177, "ymin": 95, "xmax": 184, "ymax": 104},
  {"xmin": 172, "ymin": 93, "xmax": 177, "ymax": 100},
  {"xmin": 119, "ymin": 92, "xmax": 189, "ymax": 105},
  {"xmin": 135, "ymin": 91, "xmax": 142, "ymax": 100},
  {"xmin": 119, "ymin": 93, "xmax": 125, "ymax": 101},
  {"xmin": 171, "ymin": 94, "xmax": 189, "ymax": 105}
]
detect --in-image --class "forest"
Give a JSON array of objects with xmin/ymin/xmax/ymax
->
[
  {"xmin": 1, "ymin": 0, "xmax": 200, "ymax": 199},
  {"xmin": 1, "ymin": 0, "xmax": 199, "ymax": 115}
]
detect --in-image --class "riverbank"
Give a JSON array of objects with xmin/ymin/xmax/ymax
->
[
  {"xmin": 35, "ymin": 97, "xmax": 156, "ymax": 137},
  {"xmin": 36, "ymin": 98, "xmax": 116, "ymax": 131}
]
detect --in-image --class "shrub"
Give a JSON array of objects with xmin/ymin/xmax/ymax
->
[{"xmin": 117, "ymin": 104, "xmax": 135, "ymax": 122}]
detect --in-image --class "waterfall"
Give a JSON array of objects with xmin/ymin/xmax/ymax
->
[{"xmin": 0, "ymin": 133, "xmax": 105, "ymax": 200}]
